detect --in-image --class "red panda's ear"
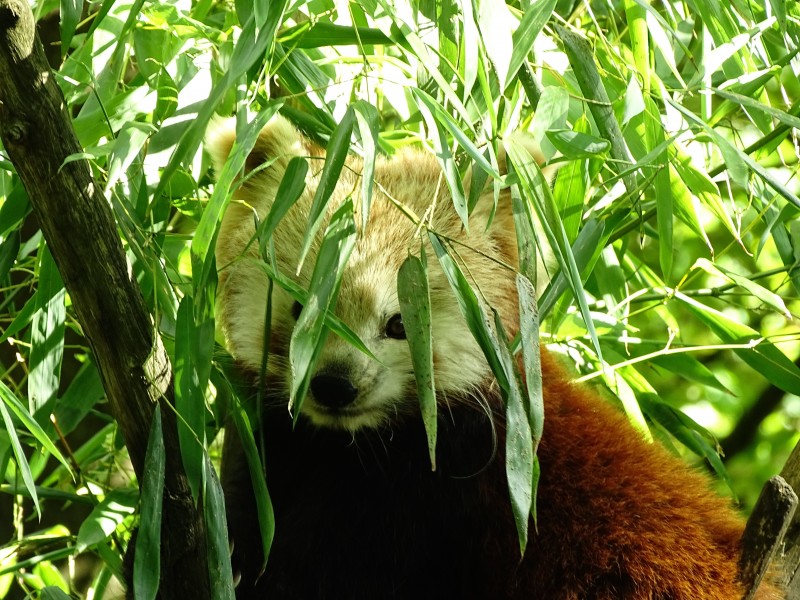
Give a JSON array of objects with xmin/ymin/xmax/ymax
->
[
  {"xmin": 462, "ymin": 134, "xmax": 556, "ymax": 205},
  {"xmin": 464, "ymin": 135, "xmax": 557, "ymax": 296},
  {"xmin": 205, "ymin": 115, "xmax": 314, "ymax": 185},
  {"xmin": 498, "ymin": 133, "xmax": 559, "ymax": 182}
]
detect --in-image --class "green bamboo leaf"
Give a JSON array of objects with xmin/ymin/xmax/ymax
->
[
  {"xmin": 133, "ymin": 407, "xmax": 165, "ymax": 600},
  {"xmin": 0, "ymin": 229, "xmax": 19, "ymax": 280},
  {"xmin": 428, "ymin": 233, "xmax": 506, "ymax": 388},
  {"xmin": 707, "ymin": 64, "xmax": 787, "ymax": 128},
  {"xmin": 40, "ymin": 587, "xmax": 71, "ymax": 600},
  {"xmin": 227, "ymin": 397, "xmax": 274, "ymax": 567},
  {"xmin": 531, "ymin": 85, "xmax": 568, "ymax": 159},
  {"xmin": 382, "ymin": 17, "xmax": 472, "ymax": 122},
  {"xmin": 290, "ymin": 201, "xmax": 357, "ymax": 412},
  {"xmin": 667, "ymin": 164, "xmax": 712, "ymax": 254},
  {"xmin": 459, "ymin": 0, "xmax": 479, "ymax": 101},
  {"xmin": 175, "ymin": 296, "xmax": 211, "ymax": 501},
  {"xmin": 545, "ymin": 130, "xmax": 609, "ymax": 159},
  {"xmin": 154, "ymin": 4, "xmax": 288, "ymax": 198},
  {"xmin": 711, "ymin": 86, "xmax": 800, "ymax": 131},
  {"xmin": 637, "ymin": 393, "xmax": 734, "ymax": 491},
  {"xmin": 507, "ymin": 0, "xmax": 557, "ymax": 87},
  {"xmin": 669, "ymin": 98, "xmax": 800, "ymax": 210},
  {"xmin": 256, "ymin": 261, "xmax": 378, "ymax": 362},
  {"xmin": 646, "ymin": 96, "xmax": 674, "ymax": 281},
  {"xmin": 298, "ymin": 109, "xmax": 355, "ymax": 270},
  {"xmin": 352, "ymin": 101, "xmax": 380, "ymax": 230},
  {"xmin": 41, "ymin": 424, "xmax": 114, "ymax": 489},
  {"xmin": 538, "ymin": 219, "xmax": 605, "ymax": 321},
  {"xmin": 674, "ymin": 292, "xmax": 800, "ymax": 396},
  {"xmin": 0, "ymin": 396, "xmax": 40, "ymax": 516},
  {"xmin": 53, "ymin": 361, "xmax": 105, "ymax": 436},
  {"xmin": 154, "ymin": 68, "xmax": 179, "ymax": 126},
  {"xmin": 415, "ymin": 96, "xmax": 468, "ymax": 230},
  {"xmin": 648, "ymin": 351, "xmax": 733, "ymax": 395},
  {"xmin": 398, "ymin": 252, "xmax": 437, "ymax": 470},
  {"xmin": 431, "ymin": 229, "xmax": 533, "ymax": 551},
  {"xmin": 0, "ymin": 183, "xmax": 30, "ymax": 239},
  {"xmin": 60, "ymin": 0, "xmax": 83, "ymax": 56},
  {"xmin": 255, "ymin": 156, "xmax": 309, "ymax": 260},
  {"xmin": 278, "ymin": 22, "xmax": 392, "ymax": 47},
  {"xmin": 204, "ymin": 456, "xmax": 235, "ymax": 600},
  {"xmin": 106, "ymin": 122, "xmax": 157, "ymax": 192},
  {"xmin": 517, "ymin": 274, "xmax": 543, "ymax": 448},
  {"xmin": 558, "ymin": 25, "xmax": 637, "ymax": 195},
  {"xmin": 84, "ymin": 0, "xmax": 117, "ymax": 37},
  {"xmin": 509, "ymin": 181, "xmax": 539, "ymax": 287},
  {"xmin": 505, "ymin": 139, "xmax": 602, "ymax": 360},
  {"xmin": 411, "ymin": 88, "xmax": 500, "ymax": 178},
  {"xmin": 28, "ymin": 246, "xmax": 66, "ymax": 418},
  {"xmin": 551, "ymin": 115, "xmax": 591, "ymax": 243},
  {"xmin": 670, "ymin": 143, "xmax": 737, "ymax": 239},
  {"xmin": 76, "ymin": 490, "xmax": 138, "ymax": 552},
  {"xmin": 493, "ymin": 310, "xmax": 533, "ymax": 554},
  {"xmin": 693, "ymin": 259, "xmax": 791, "ymax": 318},
  {"xmin": 624, "ymin": 0, "xmax": 649, "ymax": 93}
]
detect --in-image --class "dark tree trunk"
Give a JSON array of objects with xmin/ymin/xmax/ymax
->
[{"xmin": 0, "ymin": 1, "xmax": 210, "ymax": 597}]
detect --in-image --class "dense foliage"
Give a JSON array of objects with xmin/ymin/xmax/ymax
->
[{"xmin": 0, "ymin": 0, "xmax": 799, "ymax": 597}]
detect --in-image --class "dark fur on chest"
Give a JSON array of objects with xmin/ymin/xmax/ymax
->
[{"xmin": 222, "ymin": 403, "xmax": 516, "ymax": 600}]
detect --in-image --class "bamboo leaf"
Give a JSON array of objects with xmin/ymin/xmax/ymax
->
[
  {"xmin": 0, "ymin": 394, "xmax": 40, "ymax": 516},
  {"xmin": 133, "ymin": 407, "xmax": 165, "ymax": 600},
  {"xmin": 196, "ymin": 106, "xmax": 282, "ymax": 291},
  {"xmin": 398, "ymin": 252, "xmax": 437, "ymax": 470},
  {"xmin": 505, "ymin": 139, "xmax": 603, "ymax": 360},
  {"xmin": 298, "ymin": 108, "xmax": 355, "ymax": 270},
  {"xmin": 28, "ymin": 245, "xmax": 66, "ymax": 418},
  {"xmin": 76, "ymin": 490, "xmax": 138, "ymax": 552},
  {"xmin": 174, "ymin": 295, "xmax": 213, "ymax": 501},
  {"xmin": 290, "ymin": 201, "xmax": 357, "ymax": 413},
  {"xmin": 428, "ymin": 233, "xmax": 506, "ymax": 388},
  {"xmin": 154, "ymin": 4, "xmax": 288, "ymax": 197},
  {"xmin": 227, "ymin": 395, "xmax": 274, "ymax": 567},
  {"xmin": 507, "ymin": 0, "xmax": 557, "ymax": 87},
  {"xmin": 692, "ymin": 259, "xmax": 791, "ymax": 319},
  {"xmin": 256, "ymin": 156, "xmax": 310, "ymax": 259},
  {"xmin": 204, "ymin": 456, "xmax": 235, "ymax": 600},
  {"xmin": 674, "ymin": 292, "xmax": 800, "ymax": 396},
  {"xmin": 352, "ymin": 101, "xmax": 380, "ymax": 230},
  {"xmin": 278, "ymin": 22, "xmax": 392, "ymax": 47}
]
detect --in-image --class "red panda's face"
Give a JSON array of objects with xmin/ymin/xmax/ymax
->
[{"xmin": 210, "ymin": 116, "xmax": 536, "ymax": 432}]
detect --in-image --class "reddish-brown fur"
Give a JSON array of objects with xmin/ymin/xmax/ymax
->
[{"xmin": 520, "ymin": 351, "xmax": 783, "ymax": 599}]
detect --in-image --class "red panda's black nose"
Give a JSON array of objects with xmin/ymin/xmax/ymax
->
[{"xmin": 310, "ymin": 374, "xmax": 358, "ymax": 408}]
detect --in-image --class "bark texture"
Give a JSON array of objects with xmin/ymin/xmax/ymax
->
[{"xmin": 0, "ymin": 1, "xmax": 209, "ymax": 597}]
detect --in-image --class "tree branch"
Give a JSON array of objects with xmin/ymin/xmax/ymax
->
[
  {"xmin": 778, "ymin": 441, "xmax": 800, "ymax": 596},
  {"xmin": 0, "ymin": 1, "xmax": 209, "ymax": 597}
]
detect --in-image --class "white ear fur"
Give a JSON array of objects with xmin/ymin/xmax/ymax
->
[{"xmin": 205, "ymin": 116, "xmax": 238, "ymax": 176}]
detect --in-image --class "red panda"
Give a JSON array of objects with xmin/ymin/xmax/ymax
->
[{"xmin": 208, "ymin": 116, "xmax": 784, "ymax": 599}]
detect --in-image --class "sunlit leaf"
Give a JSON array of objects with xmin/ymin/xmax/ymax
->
[{"xmin": 76, "ymin": 490, "xmax": 138, "ymax": 552}]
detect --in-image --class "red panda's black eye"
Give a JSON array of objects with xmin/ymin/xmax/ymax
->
[
  {"xmin": 386, "ymin": 314, "xmax": 406, "ymax": 340},
  {"xmin": 292, "ymin": 301, "xmax": 303, "ymax": 321}
]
